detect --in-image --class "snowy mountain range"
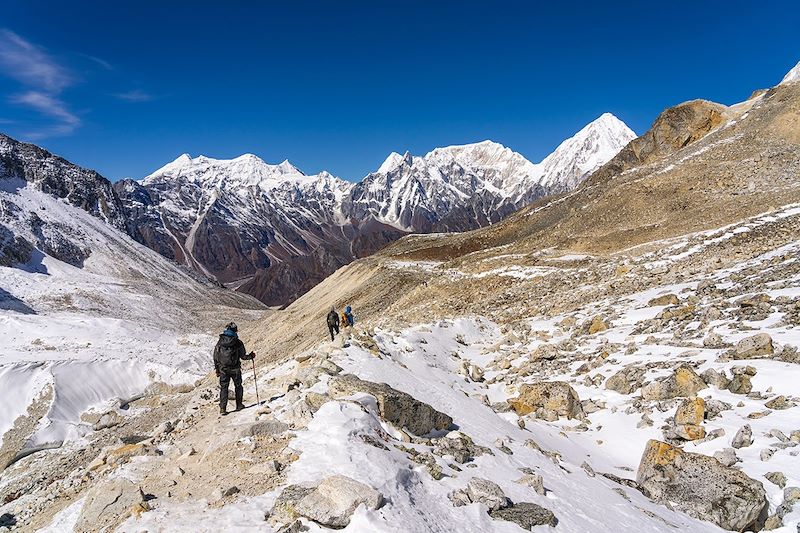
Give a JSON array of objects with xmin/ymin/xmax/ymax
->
[{"xmin": 116, "ymin": 113, "xmax": 635, "ymax": 304}]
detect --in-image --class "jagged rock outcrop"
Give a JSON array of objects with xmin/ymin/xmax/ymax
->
[{"xmin": 588, "ymin": 99, "xmax": 727, "ymax": 186}]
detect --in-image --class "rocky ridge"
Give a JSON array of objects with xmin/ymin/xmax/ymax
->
[{"xmin": 116, "ymin": 114, "xmax": 634, "ymax": 305}]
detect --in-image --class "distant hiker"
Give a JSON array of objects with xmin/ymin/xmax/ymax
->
[
  {"xmin": 327, "ymin": 306, "xmax": 340, "ymax": 341},
  {"xmin": 343, "ymin": 305, "xmax": 355, "ymax": 327},
  {"xmin": 213, "ymin": 322, "xmax": 255, "ymax": 415}
]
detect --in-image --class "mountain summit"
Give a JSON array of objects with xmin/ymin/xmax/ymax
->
[{"xmin": 116, "ymin": 114, "xmax": 635, "ymax": 304}]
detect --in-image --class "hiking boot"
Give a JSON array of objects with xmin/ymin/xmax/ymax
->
[
  {"xmin": 235, "ymin": 403, "xmax": 245, "ymax": 411},
  {"xmin": 220, "ymin": 407, "xmax": 227, "ymax": 416}
]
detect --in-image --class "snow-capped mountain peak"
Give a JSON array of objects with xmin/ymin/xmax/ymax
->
[
  {"xmin": 142, "ymin": 152, "xmax": 321, "ymax": 191},
  {"xmin": 537, "ymin": 112, "xmax": 636, "ymax": 190},
  {"xmin": 780, "ymin": 60, "xmax": 800, "ymax": 85}
]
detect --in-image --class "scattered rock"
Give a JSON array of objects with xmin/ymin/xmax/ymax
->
[
  {"xmin": 508, "ymin": 381, "xmax": 585, "ymax": 420},
  {"xmin": 606, "ymin": 367, "xmax": 646, "ymax": 394},
  {"xmin": 703, "ymin": 332, "xmax": 726, "ymax": 349},
  {"xmin": 432, "ymin": 431, "xmax": 490, "ymax": 464},
  {"xmin": 765, "ymin": 395, "xmax": 794, "ymax": 410},
  {"xmin": 649, "ymin": 294, "xmax": 679, "ymax": 306},
  {"xmin": 735, "ymin": 333, "xmax": 774, "ymax": 359},
  {"xmin": 450, "ymin": 477, "xmax": 509, "ymax": 511},
  {"xmin": 587, "ymin": 316, "xmax": 609, "ymax": 334},
  {"xmin": 766, "ymin": 472, "xmax": 787, "ymax": 488},
  {"xmin": 713, "ymin": 448, "xmax": 740, "ymax": 467},
  {"xmin": 675, "ymin": 397, "xmax": 705, "ymax": 425},
  {"xmin": 489, "ymin": 502, "xmax": 558, "ymax": 529},
  {"xmin": 292, "ymin": 475, "xmax": 383, "ymax": 529},
  {"xmin": 704, "ymin": 398, "xmax": 732, "ymax": 419},
  {"xmin": 640, "ymin": 366, "xmax": 706, "ymax": 400},
  {"xmin": 304, "ymin": 392, "xmax": 330, "ymax": 414},
  {"xmin": 637, "ymin": 439, "xmax": 767, "ymax": 532},
  {"xmin": 727, "ymin": 374, "xmax": 753, "ymax": 395},
  {"xmin": 700, "ymin": 368, "xmax": 729, "ymax": 389},
  {"xmin": 732, "ymin": 424, "xmax": 754, "ymax": 449},
  {"xmin": 328, "ymin": 374, "xmax": 452, "ymax": 436},
  {"xmin": 239, "ymin": 419, "xmax": 290, "ymax": 438},
  {"xmin": 515, "ymin": 472, "xmax": 545, "ymax": 495},
  {"xmin": 92, "ymin": 411, "xmax": 123, "ymax": 431}
]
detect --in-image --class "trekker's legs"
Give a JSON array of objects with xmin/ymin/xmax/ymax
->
[
  {"xmin": 233, "ymin": 370, "xmax": 244, "ymax": 409},
  {"xmin": 329, "ymin": 325, "xmax": 335, "ymax": 341},
  {"xmin": 219, "ymin": 370, "xmax": 231, "ymax": 412}
]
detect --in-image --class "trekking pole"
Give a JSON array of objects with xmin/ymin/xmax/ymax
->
[{"xmin": 251, "ymin": 357, "xmax": 260, "ymax": 405}]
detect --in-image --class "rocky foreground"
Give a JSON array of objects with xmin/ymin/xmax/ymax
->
[{"xmin": 1, "ymin": 198, "xmax": 798, "ymax": 532}]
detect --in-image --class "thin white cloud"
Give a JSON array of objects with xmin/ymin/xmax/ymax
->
[
  {"xmin": 9, "ymin": 91, "xmax": 80, "ymax": 132},
  {"xmin": 115, "ymin": 89, "xmax": 155, "ymax": 102},
  {"xmin": 0, "ymin": 29, "xmax": 80, "ymax": 138},
  {"xmin": 79, "ymin": 53, "xmax": 113, "ymax": 71},
  {"xmin": 0, "ymin": 29, "xmax": 74, "ymax": 92}
]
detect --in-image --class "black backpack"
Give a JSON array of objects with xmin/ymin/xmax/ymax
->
[{"xmin": 216, "ymin": 335, "xmax": 241, "ymax": 368}]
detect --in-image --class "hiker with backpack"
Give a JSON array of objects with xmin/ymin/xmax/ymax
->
[
  {"xmin": 327, "ymin": 306, "xmax": 340, "ymax": 341},
  {"xmin": 213, "ymin": 322, "xmax": 255, "ymax": 416},
  {"xmin": 342, "ymin": 305, "xmax": 355, "ymax": 327}
]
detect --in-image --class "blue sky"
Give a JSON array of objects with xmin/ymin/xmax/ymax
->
[{"xmin": 1, "ymin": 1, "xmax": 798, "ymax": 182}]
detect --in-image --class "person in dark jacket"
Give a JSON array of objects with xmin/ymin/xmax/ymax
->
[
  {"xmin": 212, "ymin": 322, "xmax": 255, "ymax": 415},
  {"xmin": 326, "ymin": 306, "xmax": 340, "ymax": 341}
]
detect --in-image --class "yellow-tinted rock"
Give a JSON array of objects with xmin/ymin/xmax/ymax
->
[
  {"xmin": 675, "ymin": 424, "xmax": 706, "ymax": 441},
  {"xmin": 509, "ymin": 381, "xmax": 585, "ymax": 420},
  {"xmin": 587, "ymin": 316, "xmax": 608, "ymax": 334},
  {"xmin": 106, "ymin": 443, "xmax": 148, "ymax": 465},
  {"xmin": 675, "ymin": 397, "xmax": 705, "ymax": 426},
  {"xmin": 657, "ymin": 305, "xmax": 695, "ymax": 320},
  {"xmin": 648, "ymin": 294, "xmax": 680, "ymax": 306}
]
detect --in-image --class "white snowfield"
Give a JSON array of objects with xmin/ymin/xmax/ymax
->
[{"xmin": 0, "ymin": 181, "xmax": 256, "ymax": 448}]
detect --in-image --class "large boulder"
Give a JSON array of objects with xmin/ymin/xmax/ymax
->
[
  {"xmin": 637, "ymin": 440, "xmax": 767, "ymax": 531},
  {"xmin": 735, "ymin": 333, "xmax": 774, "ymax": 359},
  {"xmin": 292, "ymin": 475, "xmax": 383, "ymax": 528},
  {"xmin": 328, "ymin": 374, "xmax": 452, "ymax": 436},
  {"xmin": 509, "ymin": 381, "xmax": 585, "ymax": 420},
  {"xmin": 75, "ymin": 478, "xmax": 149, "ymax": 532},
  {"xmin": 640, "ymin": 366, "xmax": 706, "ymax": 400}
]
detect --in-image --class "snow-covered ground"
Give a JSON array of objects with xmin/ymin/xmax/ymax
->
[{"xmin": 0, "ymin": 182, "xmax": 259, "ymax": 453}]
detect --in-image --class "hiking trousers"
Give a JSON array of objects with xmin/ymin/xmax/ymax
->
[
  {"xmin": 328, "ymin": 323, "xmax": 339, "ymax": 341},
  {"xmin": 219, "ymin": 367, "xmax": 243, "ymax": 409}
]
